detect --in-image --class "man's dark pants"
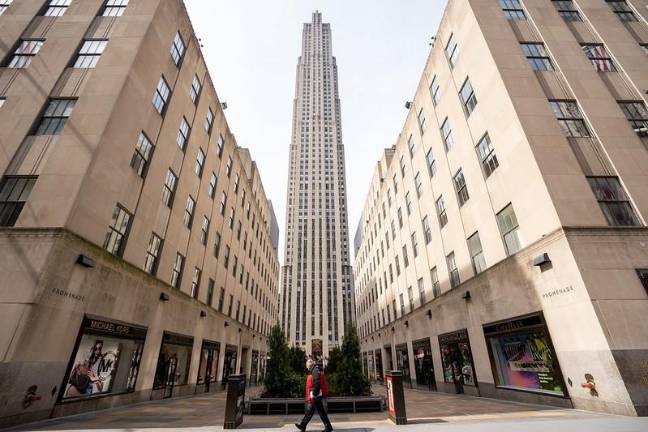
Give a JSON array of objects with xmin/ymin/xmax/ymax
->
[{"xmin": 298, "ymin": 397, "xmax": 332, "ymax": 431}]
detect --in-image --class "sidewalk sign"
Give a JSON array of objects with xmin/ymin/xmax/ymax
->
[{"xmin": 386, "ymin": 370, "xmax": 407, "ymax": 425}]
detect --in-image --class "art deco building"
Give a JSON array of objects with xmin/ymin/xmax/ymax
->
[
  {"xmin": 280, "ymin": 12, "xmax": 354, "ymax": 356},
  {"xmin": 0, "ymin": 0, "xmax": 279, "ymax": 427},
  {"xmin": 354, "ymin": 0, "xmax": 648, "ymax": 416}
]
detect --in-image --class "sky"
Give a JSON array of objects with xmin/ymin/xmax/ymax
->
[{"xmin": 183, "ymin": 0, "xmax": 446, "ymax": 262}]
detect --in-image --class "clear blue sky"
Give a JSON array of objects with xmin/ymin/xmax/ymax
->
[{"xmin": 184, "ymin": 0, "xmax": 446, "ymax": 261}]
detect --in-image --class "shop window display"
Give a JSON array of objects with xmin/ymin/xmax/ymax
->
[
  {"xmin": 197, "ymin": 340, "xmax": 220, "ymax": 392},
  {"xmin": 439, "ymin": 329, "xmax": 476, "ymax": 392},
  {"xmin": 62, "ymin": 317, "xmax": 146, "ymax": 401},
  {"xmin": 484, "ymin": 314, "xmax": 566, "ymax": 396},
  {"xmin": 154, "ymin": 332, "xmax": 193, "ymax": 391}
]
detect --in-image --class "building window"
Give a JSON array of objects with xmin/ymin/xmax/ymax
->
[
  {"xmin": 422, "ymin": 215, "xmax": 432, "ymax": 244},
  {"xmin": 417, "ymin": 107, "xmax": 426, "ymax": 132},
  {"xmin": 34, "ymin": 98, "xmax": 76, "ymax": 135},
  {"xmin": 144, "ymin": 233, "xmax": 162, "ymax": 275},
  {"xmin": 103, "ymin": 204, "xmax": 131, "ymax": 257},
  {"xmin": 226, "ymin": 157, "xmax": 233, "ymax": 177},
  {"xmin": 217, "ymin": 287, "xmax": 225, "ymax": 312},
  {"xmin": 403, "ymin": 245, "xmax": 409, "ymax": 267},
  {"xmin": 581, "ymin": 44, "xmax": 616, "ymax": 72},
  {"xmin": 190, "ymin": 75, "xmax": 202, "ymax": 104},
  {"xmin": 405, "ymin": 192, "xmax": 412, "ymax": 215},
  {"xmin": 0, "ymin": 176, "xmax": 36, "ymax": 227},
  {"xmin": 605, "ymin": 0, "xmax": 638, "ymax": 22},
  {"xmin": 459, "ymin": 78, "xmax": 478, "ymax": 116},
  {"xmin": 205, "ymin": 108, "xmax": 214, "ymax": 134},
  {"xmin": 411, "ymin": 232, "xmax": 419, "ymax": 258},
  {"xmin": 152, "ymin": 76, "xmax": 170, "ymax": 115},
  {"xmin": 417, "ymin": 277, "xmax": 426, "ymax": 305},
  {"xmin": 476, "ymin": 133, "xmax": 499, "ymax": 177},
  {"xmin": 430, "ymin": 75, "xmax": 440, "ymax": 105},
  {"xmin": 223, "ymin": 246, "xmax": 230, "ymax": 269},
  {"xmin": 453, "ymin": 169, "xmax": 469, "ymax": 206},
  {"xmin": 431, "ymin": 267, "xmax": 441, "ymax": 297},
  {"xmin": 208, "ymin": 172, "xmax": 218, "ymax": 199},
  {"xmin": 217, "ymin": 134, "xmax": 224, "ymax": 158},
  {"xmin": 441, "ymin": 117, "xmax": 453, "ymax": 151},
  {"xmin": 201, "ymin": 216, "xmax": 210, "ymax": 245},
  {"xmin": 219, "ymin": 192, "xmax": 227, "ymax": 215},
  {"xmin": 8, "ymin": 40, "xmax": 44, "ymax": 69},
  {"xmin": 521, "ymin": 43, "xmax": 553, "ymax": 71},
  {"xmin": 467, "ymin": 232, "xmax": 486, "ymax": 275},
  {"xmin": 161, "ymin": 169, "xmax": 177, "ymax": 207},
  {"xmin": 587, "ymin": 177, "xmax": 640, "ymax": 226},
  {"xmin": 195, "ymin": 148, "xmax": 205, "ymax": 177},
  {"xmin": 228, "ymin": 206, "xmax": 235, "ymax": 229},
  {"xmin": 407, "ymin": 286, "xmax": 415, "ymax": 312},
  {"xmin": 447, "ymin": 252, "xmax": 460, "ymax": 288},
  {"xmin": 415, "ymin": 172, "xmax": 423, "ymax": 197},
  {"xmin": 73, "ymin": 39, "xmax": 107, "ymax": 68},
  {"xmin": 496, "ymin": 203, "xmax": 522, "ymax": 256},
  {"xmin": 206, "ymin": 279, "xmax": 214, "ymax": 306},
  {"xmin": 436, "ymin": 196, "xmax": 448, "ymax": 228},
  {"xmin": 171, "ymin": 253, "xmax": 184, "ymax": 289},
  {"xmin": 191, "ymin": 268, "xmax": 201, "ymax": 299},
  {"xmin": 408, "ymin": 134, "xmax": 416, "ymax": 157},
  {"xmin": 499, "ymin": 0, "xmax": 526, "ymax": 20},
  {"xmin": 102, "ymin": 0, "xmax": 129, "ymax": 17},
  {"xmin": 44, "ymin": 0, "xmax": 72, "ymax": 17},
  {"xmin": 0, "ymin": 97, "xmax": 5, "ymax": 108},
  {"xmin": 445, "ymin": 33, "xmax": 459, "ymax": 68},
  {"xmin": 213, "ymin": 232, "xmax": 221, "ymax": 258},
  {"xmin": 549, "ymin": 100, "xmax": 591, "ymax": 137},
  {"xmin": 176, "ymin": 117, "xmax": 190, "ymax": 151},
  {"xmin": 130, "ymin": 132, "xmax": 153, "ymax": 178},
  {"xmin": 170, "ymin": 32, "xmax": 185, "ymax": 66},
  {"xmin": 399, "ymin": 156, "xmax": 406, "ymax": 178},
  {"xmin": 552, "ymin": 0, "xmax": 581, "ymax": 21},
  {"xmin": 184, "ymin": 196, "xmax": 195, "ymax": 228},
  {"xmin": 425, "ymin": 149, "xmax": 437, "ymax": 178},
  {"xmin": 618, "ymin": 101, "xmax": 648, "ymax": 137},
  {"xmin": 0, "ymin": 0, "xmax": 13, "ymax": 15}
]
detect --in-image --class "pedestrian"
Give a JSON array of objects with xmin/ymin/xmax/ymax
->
[{"xmin": 295, "ymin": 359, "xmax": 333, "ymax": 432}]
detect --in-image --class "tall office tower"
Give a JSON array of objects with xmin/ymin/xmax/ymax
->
[
  {"xmin": 354, "ymin": 0, "xmax": 648, "ymax": 417},
  {"xmin": 280, "ymin": 11, "xmax": 354, "ymax": 356},
  {"xmin": 0, "ymin": 0, "xmax": 279, "ymax": 427}
]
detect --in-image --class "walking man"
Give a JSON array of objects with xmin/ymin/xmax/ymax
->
[{"xmin": 295, "ymin": 359, "xmax": 333, "ymax": 432}]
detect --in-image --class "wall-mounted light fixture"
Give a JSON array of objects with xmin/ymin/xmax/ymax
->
[
  {"xmin": 462, "ymin": 291, "xmax": 471, "ymax": 301},
  {"xmin": 404, "ymin": 101, "xmax": 412, "ymax": 109},
  {"xmin": 200, "ymin": 310, "xmax": 207, "ymax": 318},
  {"xmin": 159, "ymin": 293, "xmax": 170, "ymax": 302},
  {"xmin": 404, "ymin": 320, "xmax": 409, "ymax": 328},
  {"xmin": 76, "ymin": 254, "xmax": 95, "ymax": 268},
  {"xmin": 426, "ymin": 310, "xmax": 432, "ymax": 319},
  {"xmin": 533, "ymin": 253, "xmax": 551, "ymax": 266},
  {"xmin": 224, "ymin": 321, "xmax": 229, "ymax": 327}
]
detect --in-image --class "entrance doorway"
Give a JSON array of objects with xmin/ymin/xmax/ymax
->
[
  {"xmin": 374, "ymin": 349, "xmax": 384, "ymax": 382},
  {"xmin": 384, "ymin": 345, "xmax": 394, "ymax": 371},
  {"xmin": 413, "ymin": 337, "xmax": 436, "ymax": 391},
  {"xmin": 395, "ymin": 344, "xmax": 412, "ymax": 388},
  {"xmin": 198, "ymin": 341, "xmax": 220, "ymax": 393},
  {"xmin": 250, "ymin": 350, "xmax": 259, "ymax": 386},
  {"xmin": 222, "ymin": 345, "xmax": 238, "ymax": 388},
  {"xmin": 439, "ymin": 329, "xmax": 476, "ymax": 394}
]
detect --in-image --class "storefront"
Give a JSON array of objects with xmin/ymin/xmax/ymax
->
[
  {"xmin": 197, "ymin": 340, "xmax": 220, "ymax": 393},
  {"xmin": 439, "ymin": 329, "xmax": 476, "ymax": 393},
  {"xmin": 60, "ymin": 316, "xmax": 146, "ymax": 402},
  {"xmin": 395, "ymin": 343, "xmax": 412, "ymax": 388},
  {"xmin": 362, "ymin": 352, "xmax": 369, "ymax": 379},
  {"xmin": 484, "ymin": 313, "xmax": 566, "ymax": 397},
  {"xmin": 384, "ymin": 345, "xmax": 393, "ymax": 371},
  {"xmin": 222, "ymin": 344, "xmax": 238, "ymax": 387},
  {"xmin": 153, "ymin": 332, "xmax": 193, "ymax": 398},
  {"xmin": 412, "ymin": 338, "xmax": 436, "ymax": 391},
  {"xmin": 374, "ymin": 349, "xmax": 384, "ymax": 381},
  {"xmin": 250, "ymin": 350, "xmax": 259, "ymax": 385}
]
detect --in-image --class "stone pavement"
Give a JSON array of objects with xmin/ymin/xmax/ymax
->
[{"xmin": 6, "ymin": 386, "xmax": 648, "ymax": 432}]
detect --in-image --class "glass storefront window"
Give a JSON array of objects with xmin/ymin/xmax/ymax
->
[
  {"xmin": 412, "ymin": 338, "xmax": 436, "ymax": 391},
  {"xmin": 154, "ymin": 332, "xmax": 193, "ymax": 389},
  {"xmin": 439, "ymin": 329, "xmax": 476, "ymax": 387},
  {"xmin": 396, "ymin": 344, "xmax": 412, "ymax": 387},
  {"xmin": 62, "ymin": 317, "xmax": 146, "ymax": 401},
  {"xmin": 197, "ymin": 341, "xmax": 220, "ymax": 386},
  {"xmin": 222, "ymin": 345, "xmax": 238, "ymax": 386},
  {"xmin": 484, "ymin": 314, "xmax": 565, "ymax": 396}
]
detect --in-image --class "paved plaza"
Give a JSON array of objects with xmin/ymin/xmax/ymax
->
[{"xmin": 6, "ymin": 386, "xmax": 648, "ymax": 432}]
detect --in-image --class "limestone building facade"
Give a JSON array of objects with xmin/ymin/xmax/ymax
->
[
  {"xmin": 354, "ymin": 0, "xmax": 648, "ymax": 416},
  {"xmin": 0, "ymin": 0, "xmax": 279, "ymax": 426}
]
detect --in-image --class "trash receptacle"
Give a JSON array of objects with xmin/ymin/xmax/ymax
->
[
  {"xmin": 386, "ymin": 370, "xmax": 407, "ymax": 425},
  {"xmin": 224, "ymin": 374, "xmax": 246, "ymax": 429}
]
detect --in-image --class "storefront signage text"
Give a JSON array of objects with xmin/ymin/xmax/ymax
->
[
  {"xmin": 52, "ymin": 287, "xmax": 85, "ymax": 302},
  {"xmin": 542, "ymin": 285, "xmax": 575, "ymax": 299}
]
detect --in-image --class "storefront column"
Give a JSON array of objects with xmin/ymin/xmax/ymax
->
[{"xmin": 135, "ymin": 302, "xmax": 165, "ymax": 392}]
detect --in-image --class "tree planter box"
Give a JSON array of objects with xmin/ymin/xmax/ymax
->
[{"xmin": 247, "ymin": 396, "xmax": 385, "ymax": 415}]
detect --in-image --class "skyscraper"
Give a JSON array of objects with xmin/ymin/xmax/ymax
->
[{"xmin": 281, "ymin": 11, "xmax": 354, "ymax": 356}]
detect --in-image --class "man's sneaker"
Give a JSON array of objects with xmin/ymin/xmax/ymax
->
[{"xmin": 294, "ymin": 423, "xmax": 306, "ymax": 432}]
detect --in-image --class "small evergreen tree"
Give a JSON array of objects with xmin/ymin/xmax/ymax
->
[
  {"xmin": 329, "ymin": 324, "xmax": 371, "ymax": 396},
  {"xmin": 325, "ymin": 346, "xmax": 342, "ymax": 375},
  {"xmin": 288, "ymin": 346, "xmax": 307, "ymax": 374},
  {"xmin": 263, "ymin": 325, "xmax": 305, "ymax": 397}
]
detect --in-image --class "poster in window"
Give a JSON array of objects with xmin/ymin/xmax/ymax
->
[{"xmin": 63, "ymin": 337, "xmax": 120, "ymax": 399}]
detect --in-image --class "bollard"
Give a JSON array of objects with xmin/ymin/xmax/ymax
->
[
  {"xmin": 386, "ymin": 370, "xmax": 407, "ymax": 425},
  {"xmin": 223, "ymin": 374, "xmax": 246, "ymax": 429}
]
